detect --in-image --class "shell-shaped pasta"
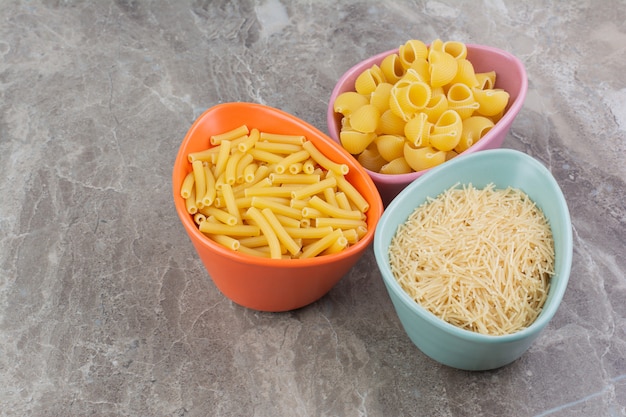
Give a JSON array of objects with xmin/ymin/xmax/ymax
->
[
  {"xmin": 446, "ymin": 83, "xmax": 479, "ymax": 119},
  {"xmin": 473, "ymin": 88, "xmax": 510, "ymax": 117},
  {"xmin": 451, "ymin": 59, "xmax": 479, "ymax": 88},
  {"xmin": 476, "ymin": 71, "xmax": 496, "ymax": 90},
  {"xmin": 377, "ymin": 109, "xmax": 406, "ymax": 136},
  {"xmin": 375, "ymin": 134, "xmax": 406, "ymax": 162},
  {"xmin": 340, "ymin": 130, "xmax": 377, "ymax": 155},
  {"xmin": 390, "ymin": 81, "xmax": 432, "ymax": 120},
  {"xmin": 431, "ymin": 109, "xmax": 462, "ymax": 151},
  {"xmin": 428, "ymin": 50, "xmax": 458, "ymax": 88},
  {"xmin": 403, "ymin": 144, "xmax": 446, "ymax": 172},
  {"xmin": 423, "ymin": 91, "xmax": 449, "ymax": 123},
  {"xmin": 334, "ymin": 91, "xmax": 369, "ymax": 116},
  {"xmin": 404, "ymin": 112, "xmax": 432, "ymax": 147},
  {"xmin": 349, "ymin": 104, "xmax": 380, "ymax": 133},
  {"xmin": 443, "ymin": 41, "xmax": 467, "ymax": 60},
  {"xmin": 399, "ymin": 39, "xmax": 429, "ymax": 69},
  {"xmin": 357, "ymin": 144, "xmax": 387, "ymax": 172},
  {"xmin": 455, "ymin": 116, "xmax": 494, "ymax": 153},
  {"xmin": 380, "ymin": 53, "xmax": 405, "ymax": 84},
  {"xmin": 380, "ymin": 157, "xmax": 413, "ymax": 174},
  {"xmin": 369, "ymin": 82, "xmax": 393, "ymax": 113},
  {"xmin": 429, "ymin": 38, "xmax": 444, "ymax": 53},
  {"xmin": 406, "ymin": 59, "xmax": 430, "ymax": 83},
  {"xmin": 355, "ymin": 64, "xmax": 386, "ymax": 95}
]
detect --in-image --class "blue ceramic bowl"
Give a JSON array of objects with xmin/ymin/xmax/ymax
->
[{"xmin": 373, "ymin": 149, "xmax": 573, "ymax": 370}]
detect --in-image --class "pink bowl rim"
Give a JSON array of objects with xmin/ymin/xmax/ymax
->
[{"xmin": 326, "ymin": 43, "xmax": 528, "ymax": 185}]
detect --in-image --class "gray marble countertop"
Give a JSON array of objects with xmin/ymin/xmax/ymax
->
[{"xmin": 1, "ymin": 1, "xmax": 624, "ymax": 416}]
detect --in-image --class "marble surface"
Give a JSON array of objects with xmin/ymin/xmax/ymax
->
[{"xmin": 1, "ymin": 1, "xmax": 624, "ymax": 416}]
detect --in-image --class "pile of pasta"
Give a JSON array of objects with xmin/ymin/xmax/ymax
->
[
  {"xmin": 180, "ymin": 125, "xmax": 371, "ymax": 259},
  {"xmin": 334, "ymin": 39, "xmax": 510, "ymax": 174},
  {"xmin": 388, "ymin": 183, "xmax": 555, "ymax": 336}
]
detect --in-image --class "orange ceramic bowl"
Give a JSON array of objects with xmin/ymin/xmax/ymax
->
[{"xmin": 172, "ymin": 102, "xmax": 384, "ymax": 312}]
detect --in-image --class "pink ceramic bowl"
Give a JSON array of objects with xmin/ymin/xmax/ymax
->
[{"xmin": 327, "ymin": 43, "xmax": 528, "ymax": 206}]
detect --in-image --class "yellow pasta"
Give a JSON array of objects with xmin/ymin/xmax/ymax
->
[
  {"xmin": 181, "ymin": 125, "xmax": 371, "ymax": 259},
  {"xmin": 428, "ymin": 49, "xmax": 458, "ymax": 88},
  {"xmin": 300, "ymin": 229, "xmax": 344, "ymax": 259},
  {"xmin": 473, "ymin": 88, "xmax": 510, "ymax": 117},
  {"xmin": 446, "ymin": 83, "xmax": 479, "ymax": 119},
  {"xmin": 340, "ymin": 130, "xmax": 377, "ymax": 155},
  {"xmin": 302, "ymin": 141, "xmax": 349, "ymax": 176},
  {"xmin": 375, "ymin": 134, "xmax": 406, "ymax": 162},
  {"xmin": 455, "ymin": 116, "xmax": 495, "ymax": 153},
  {"xmin": 210, "ymin": 125, "xmax": 249, "ymax": 145},
  {"xmin": 355, "ymin": 64, "xmax": 386, "ymax": 95},
  {"xmin": 403, "ymin": 144, "xmax": 446, "ymax": 172},
  {"xmin": 192, "ymin": 160, "xmax": 206, "ymax": 208},
  {"xmin": 180, "ymin": 171, "xmax": 195, "ymax": 199},
  {"xmin": 442, "ymin": 40, "xmax": 467, "ymax": 60},
  {"xmin": 333, "ymin": 91, "xmax": 370, "ymax": 116},
  {"xmin": 380, "ymin": 157, "xmax": 413, "ymax": 174},
  {"xmin": 370, "ymin": 82, "xmax": 394, "ymax": 113},
  {"xmin": 377, "ymin": 109, "xmax": 406, "ymax": 136},
  {"xmin": 476, "ymin": 71, "xmax": 496, "ymax": 89},
  {"xmin": 399, "ymin": 39, "xmax": 429, "ymax": 69},
  {"xmin": 404, "ymin": 113, "xmax": 432, "ymax": 147},
  {"xmin": 357, "ymin": 145, "xmax": 387, "ymax": 172},
  {"xmin": 380, "ymin": 54, "xmax": 405, "ymax": 83}
]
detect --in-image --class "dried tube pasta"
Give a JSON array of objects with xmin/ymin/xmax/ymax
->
[
  {"xmin": 246, "ymin": 186, "xmax": 303, "ymax": 198},
  {"xmin": 302, "ymin": 159, "xmax": 316, "ymax": 174},
  {"xmin": 238, "ymin": 235, "xmax": 269, "ymax": 248},
  {"xmin": 342, "ymin": 228, "xmax": 359, "ymax": 244},
  {"xmin": 323, "ymin": 187, "xmax": 338, "ymax": 207},
  {"xmin": 247, "ymin": 148, "xmax": 284, "ymax": 165},
  {"xmin": 332, "ymin": 173, "xmax": 370, "ymax": 213},
  {"xmin": 300, "ymin": 229, "xmax": 344, "ymax": 259},
  {"xmin": 188, "ymin": 147, "xmax": 220, "ymax": 163},
  {"xmin": 200, "ymin": 206, "xmax": 238, "ymax": 226},
  {"xmin": 243, "ymin": 162, "xmax": 259, "ymax": 183},
  {"xmin": 283, "ymin": 226, "xmax": 334, "ymax": 239},
  {"xmin": 245, "ymin": 207, "xmax": 282, "ymax": 259},
  {"xmin": 193, "ymin": 213, "xmax": 206, "ymax": 225},
  {"xmin": 199, "ymin": 221, "xmax": 260, "ymax": 237},
  {"xmin": 322, "ymin": 235, "xmax": 348, "ymax": 255},
  {"xmin": 275, "ymin": 150, "xmax": 311, "ymax": 174},
  {"xmin": 254, "ymin": 141, "xmax": 303, "ymax": 154},
  {"xmin": 185, "ymin": 189, "xmax": 198, "ymax": 214},
  {"xmin": 180, "ymin": 171, "xmax": 195, "ymax": 199},
  {"xmin": 259, "ymin": 132, "xmax": 306, "ymax": 145},
  {"xmin": 308, "ymin": 196, "xmax": 363, "ymax": 220},
  {"xmin": 192, "ymin": 160, "xmax": 206, "ymax": 208},
  {"xmin": 301, "ymin": 207, "xmax": 324, "ymax": 219},
  {"xmin": 273, "ymin": 214, "xmax": 301, "ymax": 229},
  {"xmin": 210, "ymin": 125, "xmax": 249, "ymax": 145},
  {"xmin": 237, "ymin": 128, "xmax": 260, "ymax": 152},
  {"xmin": 251, "ymin": 196, "xmax": 303, "ymax": 219},
  {"xmin": 237, "ymin": 245, "xmax": 272, "ymax": 258},
  {"xmin": 302, "ymin": 141, "xmax": 349, "ymax": 176},
  {"xmin": 314, "ymin": 217, "xmax": 368, "ymax": 230},
  {"xmin": 234, "ymin": 153, "xmax": 254, "ymax": 184},
  {"xmin": 291, "ymin": 177, "xmax": 337, "ymax": 200},
  {"xmin": 202, "ymin": 163, "xmax": 217, "ymax": 206},
  {"xmin": 224, "ymin": 150, "xmax": 245, "ymax": 185},
  {"xmin": 270, "ymin": 173, "xmax": 320, "ymax": 185},
  {"xmin": 220, "ymin": 184, "xmax": 242, "ymax": 225},
  {"xmin": 335, "ymin": 192, "xmax": 352, "ymax": 211},
  {"xmin": 209, "ymin": 234, "xmax": 241, "ymax": 251},
  {"xmin": 260, "ymin": 208, "xmax": 301, "ymax": 256},
  {"xmin": 213, "ymin": 139, "xmax": 231, "ymax": 178}
]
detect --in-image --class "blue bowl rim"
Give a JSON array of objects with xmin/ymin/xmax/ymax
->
[{"xmin": 374, "ymin": 148, "xmax": 573, "ymax": 343}]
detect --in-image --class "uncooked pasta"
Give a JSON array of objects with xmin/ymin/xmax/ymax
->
[{"xmin": 388, "ymin": 183, "xmax": 555, "ymax": 336}]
